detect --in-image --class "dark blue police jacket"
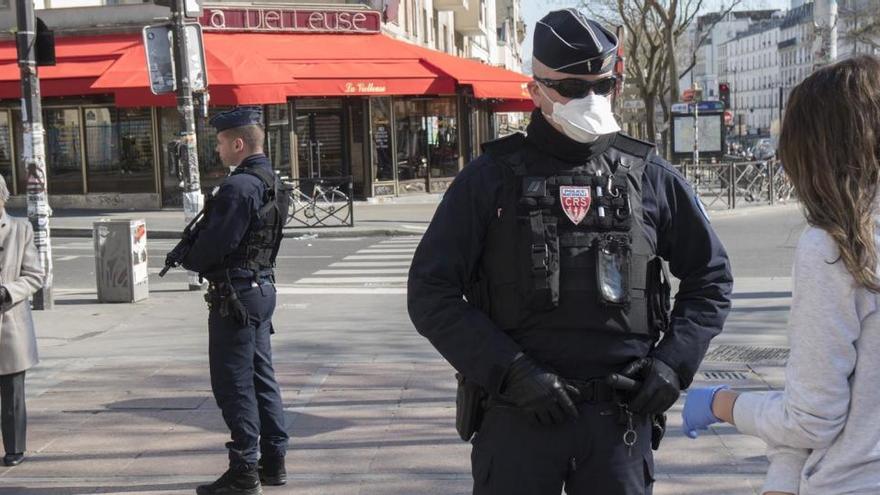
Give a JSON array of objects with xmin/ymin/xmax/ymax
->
[
  {"xmin": 407, "ymin": 112, "xmax": 734, "ymax": 393},
  {"xmin": 182, "ymin": 153, "xmax": 273, "ymax": 278}
]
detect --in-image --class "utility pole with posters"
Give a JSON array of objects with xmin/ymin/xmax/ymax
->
[
  {"xmin": 16, "ymin": 0, "xmax": 54, "ymax": 310},
  {"xmin": 814, "ymin": 0, "xmax": 839, "ymax": 67},
  {"xmin": 149, "ymin": 0, "xmax": 206, "ymax": 289},
  {"xmin": 171, "ymin": 0, "xmax": 204, "ymax": 290}
]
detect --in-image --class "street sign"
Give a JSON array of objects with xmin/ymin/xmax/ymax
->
[
  {"xmin": 142, "ymin": 23, "xmax": 208, "ymax": 95},
  {"xmin": 671, "ymin": 101, "xmax": 725, "ymax": 114},
  {"xmin": 154, "ymin": 0, "xmax": 202, "ymax": 18},
  {"xmin": 143, "ymin": 24, "xmax": 175, "ymax": 95},
  {"xmin": 184, "ymin": 0, "xmax": 202, "ymax": 18},
  {"xmin": 183, "ymin": 23, "xmax": 208, "ymax": 91}
]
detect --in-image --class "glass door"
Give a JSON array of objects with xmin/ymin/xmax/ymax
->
[{"xmin": 296, "ymin": 111, "xmax": 344, "ymax": 178}]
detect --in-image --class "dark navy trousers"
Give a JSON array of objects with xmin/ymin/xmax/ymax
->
[
  {"xmin": 471, "ymin": 401, "xmax": 654, "ymax": 495},
  {"xmin": 208, "ymin": 282, "xmax": 288, "ymax": 468}
]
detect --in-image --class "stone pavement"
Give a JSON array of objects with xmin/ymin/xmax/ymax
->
[{"xmin": 0, "ymin": 246, "xmax": 795, "ymax": 495}]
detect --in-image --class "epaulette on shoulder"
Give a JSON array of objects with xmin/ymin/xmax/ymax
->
[
  {"xmin": 481, "ymin": 132, "xmax": 527, "ymax": 159},
  {"xmin": 612, "ymin": 133, "xmax": 655, "ymax": 160}
]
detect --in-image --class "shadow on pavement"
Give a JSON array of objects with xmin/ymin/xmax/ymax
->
[{"xmin": 0, "ymin": 482, "xmax": 193, "ymax": 494}]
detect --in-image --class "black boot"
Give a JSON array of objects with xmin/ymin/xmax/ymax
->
[
  {"xmin": 258, "ymin": 456, "xmax": 287, "ymax": 486},
  {"xmin": 3, "ymin": 453, "xmax": 23, "ymax": 467},
  {"xmin": 196, "ymin": 465, "xmax": 262, "ymax": 495}
]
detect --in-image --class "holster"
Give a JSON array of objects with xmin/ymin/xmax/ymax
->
[
  {"xmin": 455, "ymin": 373, "xmax": 487, "ymax": 442},
  {"xmin": 651, "ymin": 413, "xmax": 667, "ymax": 450},
  {"xmin": 206, "ymin": 283, "xmax": 249, "ymax": 325}
]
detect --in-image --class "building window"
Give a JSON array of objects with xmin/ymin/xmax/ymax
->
[
  {"xmin": 0, "ymin": 111, "xmax": 13, "ymax": 193},
  {"xmin": 159, "ymin": 106, "xmax": 231, "ymax": 196},
  {"xmin": 40, "ymin": 108, "xmax": 84, "ymax": 195},
  {"xmin": 265, "ymin": 104, "xmax": 291, "ymax": 175},
  {"xmin": 426, "ymin": 97, "xmax": 459, "ymax": 178},
  {"xmin": 395, "ymin": 98, "xmax": 427, "ymax": 185},
  {"xmin": 84, "ymin": 107, "xmax": 156, "ymax": 194},
  {"xmin": 371, "ymin": 97, "xmax": 394, "ymax": 182},
  {"xmin": 0, "ymin": 0, "xmax": 8, "ymax": 9}
]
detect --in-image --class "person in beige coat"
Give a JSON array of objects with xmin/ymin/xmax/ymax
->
[{"xmin": 0, "ymin": 175, "xmax": 44, "ymax": 467}]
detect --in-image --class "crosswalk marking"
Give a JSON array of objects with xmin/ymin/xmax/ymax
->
[
  {"xmin": 295, "ymin": 276, "xmax": 408, "ymax": 284},
  {"xmin": 55, "ymin": 255, "xmax": 84, "ymax": 261},
  {"xmin": 284, "ymin": 237, "xmax": 420, "ymax": 295},
  {"xmin": 356, "ymin": 249, "xmax": 416, "ymax": 254},
  {"xmin": 344, "ymin": 255, "xmax": 413, "ymax": 260},
  {"xmin": 277, "ymin": 287, "xmax": 407, "ymax": 295},
  {"xmin": 314, "ymin": 268, "xmax": 409, "ymax": 275},
  {"xmin": 330, "ymin": 261, "xmax": 411, "ymax": 268}
]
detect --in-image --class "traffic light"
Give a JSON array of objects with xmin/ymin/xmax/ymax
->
[
  {"xmin": 719, "ymin": 82, "xmax": 730, "ymax": 109},
  {"xmin": 35, "ymin": 18, "xmax": 55, "ymax": 67}
]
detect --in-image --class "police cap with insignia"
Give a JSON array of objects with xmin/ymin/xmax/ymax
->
[
  {"xmin": 533, "ymin": 9, "xmax": 618, "ymax": 75},
  {"xmin": 209, "ymin": 106, "xmax": 264, "ymax": 133}
]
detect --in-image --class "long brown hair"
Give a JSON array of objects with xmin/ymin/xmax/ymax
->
[{"xmin": 780, "ymin": 55, "xmax": 880, "ymax": 291}]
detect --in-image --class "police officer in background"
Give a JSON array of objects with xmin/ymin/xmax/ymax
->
[
  {"xmin": 177, "ymin": 107, "xmax": 289, "ymax": 495},
  {"xmin": 407, "ymin": 9, "xmax": 733, "ymax": 495}
]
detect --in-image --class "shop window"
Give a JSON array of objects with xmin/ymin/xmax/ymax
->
[
  {"xmin": 426, "ymin": 97, "xmax": 459, "ymax": 178},
  {"xmin": 0, "ymin": 111, "xmax": 13, "ymax": 193},
  {"xmin": 371, "ymin": 97, "xmax": 394, "ymax": 182},
  {"xmin": 265, "ymin": 104, "xmax": 291, "ymax": 176},
  {"xmin": 84, "ymin": 107, "xmax": 156, "ymax": 194},
  {"xmin": 394, "ymin": 99, "xmax": 428, "ymax": 184},
  {"xmin": 348, "ymin": 99, "xmax": 367, "ymax": 198},
  {"xmin": 42, "ymin": 108, "xmax": 84, "ymax": 195},
  {"xmin": 158, "ymin": 106, "xmax": 230, "ymax": 202}
]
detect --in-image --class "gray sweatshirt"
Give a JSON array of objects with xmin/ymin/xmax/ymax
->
[{"xmin": 733, "ymin": 224, "xmax": 880, "ymax": 495}]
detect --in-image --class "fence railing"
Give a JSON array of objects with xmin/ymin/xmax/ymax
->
[
  {"xmin": 675, "ymin": 160, "xmax": 795, "ymax": 210},
  {"xmin": 283, "ymin": 176, "xmax": 354, "ymax": 228}
]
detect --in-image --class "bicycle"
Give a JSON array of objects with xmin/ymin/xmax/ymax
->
[{"xmin": 282, "ymin": 175, "xmax": 351, "ymax": 226}]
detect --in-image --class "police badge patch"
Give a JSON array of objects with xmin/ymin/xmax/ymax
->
[{"xmin": 560, "ymin": 186, "xmax": 591, "ymax": 225}]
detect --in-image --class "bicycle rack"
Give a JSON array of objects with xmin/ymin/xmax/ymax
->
[
  {"xmin": 285, "ymin": 176, "xmax": 355, "ymax": 228},
  {"xmin": 676, "ymin": 159, "xmax": 796, "ymax": 210}
]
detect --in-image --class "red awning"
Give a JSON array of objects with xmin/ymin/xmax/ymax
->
[
  {"xmin": 0, "ymin": 34, "xmax": 144, "ymax": 99},
  {"xmin": 0, "ymin": 31, "xmax": 530, "ymax": 108},
  {"xmin": 91, "ymin": 34, "xmax": 293, "ymax": 106},
  {"xmin": 408, "ymin": 43, "xmax": 532, "ymax": 103}
]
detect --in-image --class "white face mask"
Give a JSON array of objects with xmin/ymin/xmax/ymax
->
[{"xmin": 539, "ymin": 84, "xmax": 621, "ymax": 143}]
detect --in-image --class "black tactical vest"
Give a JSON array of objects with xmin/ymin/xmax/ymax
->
[
  {"xmin": 226, "ymin": 166, "xmax": 287, "ymax": 273},
  {"xmin": 472, "ymin": 133, "xmax": 670, "ymax": 339}
]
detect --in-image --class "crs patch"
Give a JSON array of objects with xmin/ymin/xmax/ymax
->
[{"xmin": 560, "ymin": 186, "xmax": 591, "ymax": 225}]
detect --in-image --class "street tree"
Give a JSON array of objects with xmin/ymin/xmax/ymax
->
[
  {"xmin": 838, "ymin": 0, "xmax": 880, "ymax": 53},
  {"xmin": 584, "ymin": 0, "xmax": 740, "ymax": 154}
]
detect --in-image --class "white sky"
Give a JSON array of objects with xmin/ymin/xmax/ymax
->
[{"xmin": 520, "ymin": 0, "xmax": 791, "ymax": 73}]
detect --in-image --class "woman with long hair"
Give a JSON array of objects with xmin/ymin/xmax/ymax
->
[{"xmin": 681, "ymin": 54, "xmax": 880, "ymax": 495}]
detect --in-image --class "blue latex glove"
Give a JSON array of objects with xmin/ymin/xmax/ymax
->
[{"xmin": 681, "ymin": 385, "xmax": 729, "ymax": 439}]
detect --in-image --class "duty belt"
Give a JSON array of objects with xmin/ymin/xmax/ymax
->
[{"xmin": 566, "ymin": 378, "xmax": 617, "ymax": 404}]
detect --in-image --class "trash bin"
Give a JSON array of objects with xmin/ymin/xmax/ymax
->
[{"xmin": 94, "ymin": 219, "xmax": 149, "ymax": 303}]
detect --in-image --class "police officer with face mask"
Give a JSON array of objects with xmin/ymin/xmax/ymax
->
[
  {"xmin": 407, "ymin": 9, "xmax": 733, "ymax": 495},
  {"xmin": 174, "ymin": 107, "xmax": 289, "ymax": 495}
]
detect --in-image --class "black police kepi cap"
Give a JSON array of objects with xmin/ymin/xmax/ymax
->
[
  {"xmin": 209, "ymin": 106, "xmax": 263, "ymax": 132},
  {"xmin": 533, "ymin": 9, "xmax": 618, "ymax": 75}
]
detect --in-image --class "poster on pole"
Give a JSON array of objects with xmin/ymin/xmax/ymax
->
[
  {"xmin": 184, "ymin": 23, "xmax": 208, "ymax": 92},
  {"xmin": 672, "ymin": 114, "xmax": 724, "ymax": 156}
]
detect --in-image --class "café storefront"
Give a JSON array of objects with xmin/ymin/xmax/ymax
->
[{"xmin": 0, "ymin": 6, "xmax": 533, "ymax": 208}]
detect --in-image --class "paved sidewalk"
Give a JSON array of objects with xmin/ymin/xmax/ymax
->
[{"xmin": 0, "ymin": 264, "xmax": 793, "ymax": 495}]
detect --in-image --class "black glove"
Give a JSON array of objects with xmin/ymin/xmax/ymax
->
[
  {"xmin": 500, "ymin": 353, "xmax": 580, "ymax": 426},
  {"xmin": 619, "ymin": 357, "xmax": 681, "ymax": 415},
  {"xmin": 0, "ymin": 286, "xmax": 8, "ymax": 304}
]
